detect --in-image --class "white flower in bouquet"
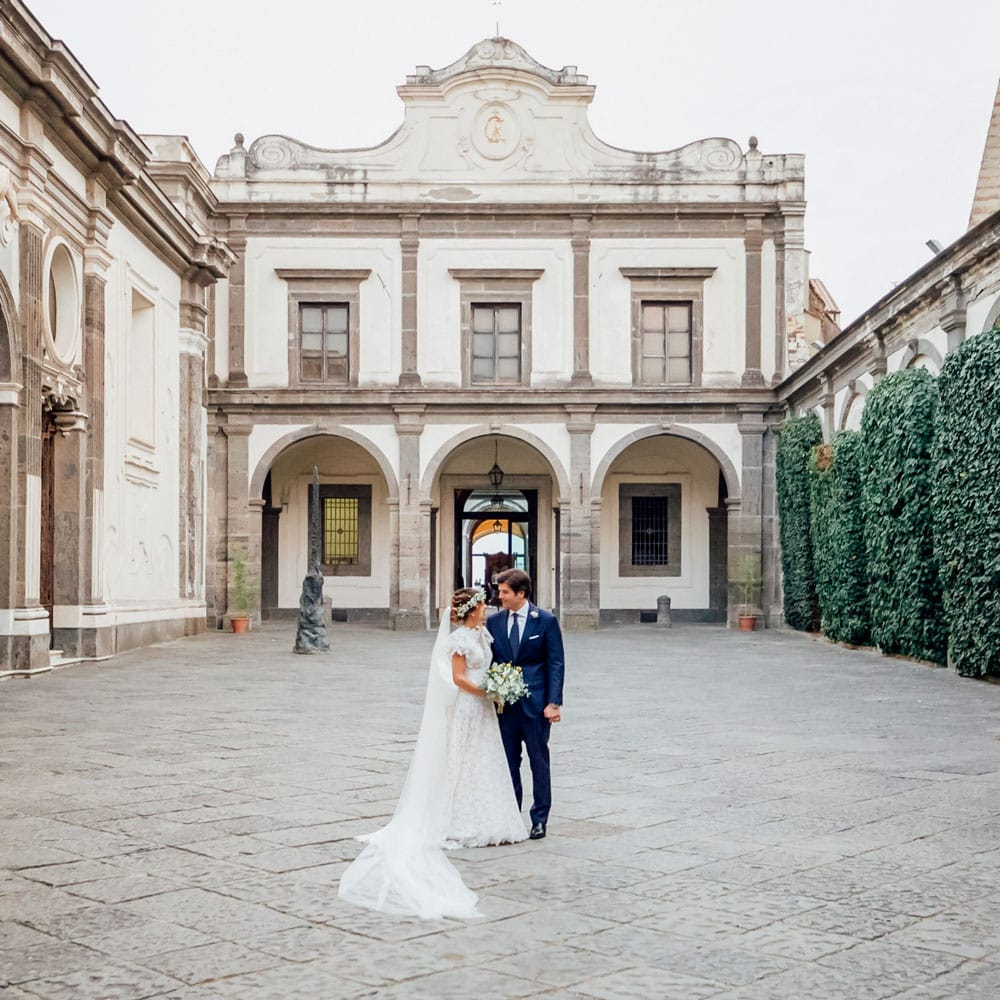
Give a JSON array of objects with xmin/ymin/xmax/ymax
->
[{"xmin": 483, "ymin": 661, "xmax": 530, "ymax": 714}]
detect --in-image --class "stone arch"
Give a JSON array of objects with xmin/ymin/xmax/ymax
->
[
  {"xmin": 591, "ymin": 425, "xmax": 740, "ymax": 501},
  {"xmin": 249, "ymin": 425, "xmax": 400, "ymax": 501},
  {"xmin": 421, "ymin": 425, "xmax": 570, "ymax": 501},
  {"xmin": 981, "ymin": 293, "xmax": 1000, "ymax": 334},
  {"xmin": 839, "ymin": 380, "xmax": 869, "ymax": 431},
  {"xmin": 899, "ymin": 337, "xmax": 944, "ymax": 373}
]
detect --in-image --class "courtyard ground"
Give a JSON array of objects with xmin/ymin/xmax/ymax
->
[{"xmin": 2, "ymin": 622, "xmax": 1000, "ymax": 999}]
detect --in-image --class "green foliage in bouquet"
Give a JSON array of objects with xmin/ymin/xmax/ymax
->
[
  {"xmin": 860, "ymin": 368, "xmax": 946, "ymax": 663},
  {"xmin": 932, "ymin": 326, "xmax": 1000, "ymax": 677},
  {"xmin": 776, "ymin": 413, "xmax": 822, "ymax": 631},
  {"xmin": 808, "ymin": 431, "xmax": 870, "ymax": 645}
]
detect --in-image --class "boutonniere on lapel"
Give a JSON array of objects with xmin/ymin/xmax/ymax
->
[{"xmin": 529, "ymin": 610, "xmax": 540, "ymax": 619}]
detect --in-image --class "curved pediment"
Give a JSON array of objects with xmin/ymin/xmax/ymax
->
[{"xmin": 213, "ymin": 38, "xmax": 802, "ymax": 204}]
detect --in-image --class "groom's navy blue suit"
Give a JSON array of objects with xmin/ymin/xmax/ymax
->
[{"xmin": 487, "ymin": 604, "xmax": 565, "ymax": 826}]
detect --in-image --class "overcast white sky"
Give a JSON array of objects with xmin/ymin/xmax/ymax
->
[{"xmin": 26, "ymin": 0, "xmax": 1000, "ymax": 323}]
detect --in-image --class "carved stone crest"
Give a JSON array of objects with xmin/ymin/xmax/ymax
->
[{"xmin": 471, "ymin": 102, "xmax": 521, "ymax": 161}]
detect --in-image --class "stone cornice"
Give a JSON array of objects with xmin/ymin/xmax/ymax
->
[{"xmin": 778, "ymin": 206, "xmax": 1000, "ymax": 405}]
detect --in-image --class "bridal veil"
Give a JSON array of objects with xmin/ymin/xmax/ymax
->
[{"xmin": 337, "ymin": 609, "xmax": 481, "ymax": 919}]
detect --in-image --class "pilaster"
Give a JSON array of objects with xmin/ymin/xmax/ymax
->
[
  {"xmin": 741, "ymin": 216, "xmax": 765, "ymax": 387},
  {"xmin": 393, "ymin": 404, "xmax": 426, "ymax": 628},
  {"xmin": 561, "ymin": 405, "xmax": 598, "ymax": 629},
  {"xmin": 570, "ymin": 216, "xmax": 593, "ymax": 386},
  {"xmin": 226, "ymin": 216, "xmax": 248, "ymax": 388},
  {"xmin": 13, "ymin": 219, "xmax": 47, "ymax": 669},
  {"xmin": 728, "ymin": 411, "xmax": 767, "ymax": 626},
  {"xmin": 398, "ymin": 215, "xmax": 422, "ymax": 387}
]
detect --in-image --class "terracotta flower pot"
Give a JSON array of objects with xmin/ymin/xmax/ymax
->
[
  {"xmin": 737, "ymin": 614, "xmax": 756, "ymax": 632},
  {"xmin": 231, "ymin": 615, "xmax": 251, "ymax": 634}
]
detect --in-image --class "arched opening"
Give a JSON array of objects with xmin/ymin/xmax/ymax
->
[
  {"xmin": 427, "ymin": 433, "xmax": 563, "ymax": 613},
  {"xmin": 257, "ymin": 433, "xmax": 393, "ymax": 621},
  {"xmin": 595, "ymin": 433, "xmax": 730, "ymax": 622}
]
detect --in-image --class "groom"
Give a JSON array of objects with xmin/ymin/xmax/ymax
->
[{"xmin": 487, "ymin": 568, "xmax": 565, "ymax": 840}]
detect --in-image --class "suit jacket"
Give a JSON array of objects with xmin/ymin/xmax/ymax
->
[{"xmin": 487, "ymin": 604, "xmax": 565, "ymax": 718}]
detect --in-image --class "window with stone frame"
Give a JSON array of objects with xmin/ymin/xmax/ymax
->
[
  {"xmin": 275, "ymin": 268, "xmax": 369, "ymax": 388},
  {"xmin": 640, "ymin": 301, "xmax": 692, "ymax": 385},
  {"xmin": 299, "ymin": 303, "xmax": 349, "ymax": 384},
  {"xmin": 618, "ymin": 483, "xmax": 681, "ymax": 577},
  {"xmin": 620, "ymin": 267, "xmax": 716, "ymax": 388},
  {"xmin": 449, "ymin": 268, "xmax": 543, "ymax": 387},
  {"xmin": 309, "ymin": 484, "xmax": 372, "ymax": 576},
  {"xmin": 471, "ymin": 303, "xmax": 522, "ymax": 383}
]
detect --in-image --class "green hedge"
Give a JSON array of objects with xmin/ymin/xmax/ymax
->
[
  {"xmin": 932, "ymin": 328, "xmax": 1000, "ymax": 677},
  {"xmin": 860, "ymin": 369, "xmax": 947, "ymax": 663},
  {"xmin": 776, "ymin": 414, "xmax": 822, "ymax": 630},
  {"xmin": 809, "ymin": 431, "xmax": 871, "ymax": 645}
]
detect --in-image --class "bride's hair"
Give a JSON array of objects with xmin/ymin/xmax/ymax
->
[{"xmin": 450, "ymin": 587, "xmax": 484, "ymax": 625}]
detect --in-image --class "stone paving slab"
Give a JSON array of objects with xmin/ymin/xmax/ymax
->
[{"xmin": 2, "ymin": 622, "xmax": 1000, "ymax": 998}]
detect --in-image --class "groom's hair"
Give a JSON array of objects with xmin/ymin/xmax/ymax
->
[{"xmin": 496, "ymin": 568, "xmax": 531, "ymax": 597}]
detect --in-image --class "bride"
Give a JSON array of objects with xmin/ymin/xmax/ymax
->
[{"xmin": 338, "ymin": 587, "xmax": 526, "ymax": 919}]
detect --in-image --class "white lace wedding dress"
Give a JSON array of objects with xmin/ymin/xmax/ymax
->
[
  {"xmin": 338, "ymin": 614, "xmax": 524, "ymax": 920},
  {"xmin": 444, "ymin": 626, "xmax": 527, "ymax": 848}
]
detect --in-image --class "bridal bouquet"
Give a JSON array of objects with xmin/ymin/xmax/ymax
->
[{"xmin": 483, "ymin": 661, "xmax": 530, "ymax": 714}]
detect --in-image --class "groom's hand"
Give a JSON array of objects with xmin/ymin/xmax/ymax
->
[{"xmin": 544, "ymin": 703, "xmax": 561, "ymax": 724}]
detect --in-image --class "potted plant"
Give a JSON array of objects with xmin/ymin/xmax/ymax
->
[
  {"xmin": 734, "ymin": 553, "xmax": 762, "ymax": 632},
  {"xmin": 230, "ymin": 550, "xmax": 255, "ymax": 633}
]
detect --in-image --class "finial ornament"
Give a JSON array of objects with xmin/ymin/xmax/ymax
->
[{"xmin": 748, "ymin": 136, "xmax": 759, "ymax": 151}]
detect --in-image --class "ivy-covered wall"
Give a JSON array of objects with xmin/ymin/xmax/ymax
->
[
  {"xmin": 933, "ymin": 328, "xmax": 1000, "ymax": 677},
  {"xmin": 776, "ymin": 414, "xmax": 822, "ymax": 631},
  {"xmin": 859, "ymin": 369, "xmax": 947, "ymax": 663},
  {"xmin": 809, "ymin": 432, "xmax": 870, "ymax": 645}
]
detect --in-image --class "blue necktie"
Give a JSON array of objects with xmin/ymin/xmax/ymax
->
[{"xmin": 509, "ymin": 612, "xmax": 521, "ymax": 660}]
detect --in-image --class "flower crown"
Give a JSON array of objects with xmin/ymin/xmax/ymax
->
[{"xmin": 455, "ymin": 589, "xmax": 487, "ymax": 618}]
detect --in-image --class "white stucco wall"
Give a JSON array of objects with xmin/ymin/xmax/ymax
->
[
  {"xmin": 589, "ymin": 239, "xmax": 745, "ymax": 387},
  {"xmin": 243, "ymin": 237, "xmax": 401, "ymax": 388},
  {"xmin": 103, "ymin": 219, "xmax": 185, "ymax": 607},
  {"xmin": 419, "ymin": 240, "xmax": 573, "ymax": 385}
]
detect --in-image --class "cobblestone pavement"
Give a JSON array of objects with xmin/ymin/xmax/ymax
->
[{"xmin": 3, "ymin": 622, "xmax": 1000, "ymax": 999}]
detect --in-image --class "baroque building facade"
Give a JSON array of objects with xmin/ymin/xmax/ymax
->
[
  {"xmin": 206, "ymin": 39, "xmax": 810, "ymax": 631},
  {"xmin": 0, "ymin": 2, "xmax": 231, "ymax": 675}
]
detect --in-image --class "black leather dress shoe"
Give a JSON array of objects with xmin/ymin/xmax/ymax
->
[{"xmin": 529, "ymin": 822, "xmax": 546, "ymax": 840}]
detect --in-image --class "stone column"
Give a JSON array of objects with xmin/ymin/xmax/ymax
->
[
  {"xmin": 222, "ymin": 421, "xmax": 260, "ymax": 624},
  {"xmin": 728, "ymin": 411, "xmax": 767, "ymax": 626},
  {"xmin": 741, "ymin": 216, "xmax": 765, "ymax": 387},
  {"xmin": 398, "ymin": 215, "xmax": 422, "ymax": 387},
  {"xmin": 226, "ymin": 216, "xmax": 249, "ymax": 388},
  {"xmin": 179, "ymin": 276, "xmax": 209, "ymax": 608},
  {"xmin": 561, "ymin": 406, "xmax": 598, "ymax": 629},
  {"xmin": 80, "ymin": 261, "xmax": 113, "ymax": 658},
  {"xmin": 0, "ymin": 380, "xmax": 20, "ymax": 671},
  {"xmin": 940, "ymin": 276, "xmax": 967, "ymax": 355},
  {"xmin": 13, "ymin": 220, "xmax": 48, "ymax": 670},
  {"xmin": 761, "ymin": 421, "xmax": 783, "ymax": 627},
  {"xmin": 205, "ymin": 422, "xmax": 229, "ymax": 628},
  {"xmin": 393, "ymin": 405, "xmax": 426, "ymax": 628},
  {"xmin": 571, "ymin": 216, "xmax": 593, "ymax": 386},
  {"xmin": 706, "ymin": 505, "xmax": 728, "ymax": 621},
  {"xmin": 771, "ymin": 231, "xmax": 787, "ymax": 384}
]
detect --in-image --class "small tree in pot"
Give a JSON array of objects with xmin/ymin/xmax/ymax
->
[
  {"xmin": 230, "ymin": 550, "xmax": 255, "ymax": 633},
  {"xmin": 734, "ymin": 553, "xmax": 762, "ymax": 631}
]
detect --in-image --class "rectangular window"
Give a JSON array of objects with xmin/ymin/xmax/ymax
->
[
  {"xmin": 631, "ymin": 496, "xmax": 670, "ymax": 566},
  {"xmin": 640, "ymin": 301, "xmax": 692, "ymax": 385},
  {"xmin": 323, "ymin": 496, "xmax": 359, "ymax": 565},
  {"xmin": 300, "ymin": 303, "xmax": 349, "ymax": 384},
  {"xmin": 618, "ymin": 483, "xmax": 681, "ymax": 577},
  {"xmin": 471, "ymin": 304, "xmax": 521, "ymax": 384},
  {"xmin": 309, "ymin": 484, "xmax": 372, "ymax": 576}
]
